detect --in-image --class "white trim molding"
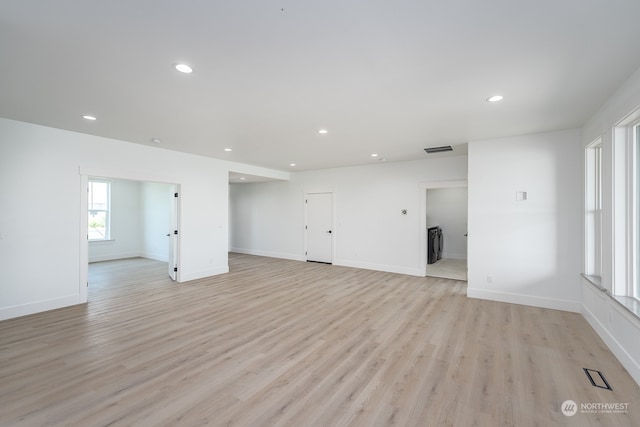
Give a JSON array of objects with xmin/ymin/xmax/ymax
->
[
  {"xmin": 0, "ymin": 295, "xmax": 82, "ymax": 322},
  {"xmin": 582, "ymin": 279, "xmax": 640, "ymax": 386},
  {"xmin": 467, "ymin": 287, "xmax": 582, "ymax": 313}
]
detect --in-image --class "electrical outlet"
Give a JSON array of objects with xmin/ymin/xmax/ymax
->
[{"xmin": 486, "ymin": 275, "xmax": 494, "ymax": 284}]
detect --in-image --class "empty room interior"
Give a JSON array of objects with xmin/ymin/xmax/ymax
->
[{"xmin": 2, "ymin": 1, "xmax": 640, "ymax": 425}]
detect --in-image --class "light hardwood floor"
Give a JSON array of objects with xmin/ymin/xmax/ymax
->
[{"xmin": 1, "ymin": 254, "xmax": 639, "ymax": 426}]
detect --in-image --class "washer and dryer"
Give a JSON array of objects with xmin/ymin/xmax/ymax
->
[{"xmin": 427, "ymin": 226, "xmax": 443, "ymax": 264}]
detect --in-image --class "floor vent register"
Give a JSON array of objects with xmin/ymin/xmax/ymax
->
[{"xmin": 583, "ymin": 368, "xmax": 613, "ymax": 391}]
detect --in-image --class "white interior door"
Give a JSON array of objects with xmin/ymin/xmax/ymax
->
[
  {"xmin": 168, "ymin": 187, "xmax": 179, "ymax": 280},
  {"xmin": 306, "ymin": 193, "xmax": 333, "ymax": 263}
]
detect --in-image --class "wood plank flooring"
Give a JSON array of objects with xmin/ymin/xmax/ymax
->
[{"xmin": 1, "ymin": 254, "xmax": 639, "ymax": 426}]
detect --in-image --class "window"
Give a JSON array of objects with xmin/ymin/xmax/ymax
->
[
  {"xmin": 88, "ymin": 180, "xmax": 110, "ymax": 240},
  {"xmin": 612, "ymin": 113, "xmax": 640, "ymax": 302},
  {"xmin": 634, "ymin": 123, "xmax": 640, "ymax": 298},
  {"xmin": 585, "ymin": 138, "xmax": 602, "ymax": 279}
]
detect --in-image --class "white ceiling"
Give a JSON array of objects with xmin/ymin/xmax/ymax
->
[
  {"xmin": 229, "ymin": 171, "xmax": 280, "ymax": 184},
  {"xmin": 2, "ymin": 1, "xmax": 640, "ymax": 172}
]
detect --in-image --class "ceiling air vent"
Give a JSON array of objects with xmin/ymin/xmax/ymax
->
[{"xmin": 424, "ymin": 145, "xmax": 454, "ymax": 154}]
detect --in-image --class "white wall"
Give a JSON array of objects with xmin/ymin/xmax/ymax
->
[
  {"xmin": 467, "ymin": 128, "xmax": 583, "ymax": 313},
  {"xmin": 141, "ymin": 181, "xmax": 172, "ymax": 262},
  {"xmin": 0, "ymin": 118, "xmax": 286, "ymax": 321},
  {"xmin": 88, "ymin": 179, "xmax": 142, "ymax": 262},
  {"xmin": 426, "ymin": 187, "xmax": 467, "ymax": 260},
  {"xmin": 230, "ymin": 179, "xmax": 303, "ymax": 262},
  {"xmin": 230, "ymin": 156, "xmax": 468, "ymax": 276},
  {"xmin": 581, "ymin": 65, "xmax": 640, "ymax": 385},
  {"xmin": 87, "ymin": 179, "xmax": 172, "ymax": 263}
]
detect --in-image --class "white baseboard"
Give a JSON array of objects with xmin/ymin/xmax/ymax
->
[
  {"xmin": 89, "ymin": 252, "xmax": 141, "ymax": 263},
  {"xmin": 0, "ymin": 294, "xmax": 82, "ymax": 321},
  {"xmin": 334, "ymin": 258, "xmax": 423, "ymax": 277},
  {"xmin": 230, "ymin": 247, "xmax": 306, "ymax": 262},
  {"xmin": 230, "ymin": 249, "xmax": 423, "ymax": 277},
  {"xmin": 179, "ymin": 266, "xmax": 229, "ymax": 282},
  {"xmin": 142, "ymin": 252, "xmax": 169, "ymax": 262},
  {"xmin": 582, "ymin": 303, "xmax": 640, "ymax": 386},
  {"xmin": 89, "ymin": 253, "xmax": 168, "ymax": 263},
  {"xmin": 442, "ymin": 252, "xmax": 467, "ymax": 260},
  {"xmin": 467, "ymin": 288, "xmax": 581, "ymax": 313}
]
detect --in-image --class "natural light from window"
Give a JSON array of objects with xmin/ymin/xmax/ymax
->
[
  {"xmin": 635, "ymin": 124, "xmax": 640, "ymax": 299},
  {"xmin": 88, "ymin": 180, "xmax": 110, "ymax": 240},
  {"xmin": 585, "ymin": 139, "xmax": 602, "ymax": 280}
]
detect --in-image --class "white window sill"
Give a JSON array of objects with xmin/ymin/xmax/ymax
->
[
  {"xmin": 89, "ymin": 239, "xmax": 115, "ymax": 244},
  {"xmin": 581, "ymin": 273, "xmax": 605, "ymax": 292},
  {"xmin": 611, "ymin": 295, "xmax": 640, "ymax": 321},
  {"xmin": 582, "ymin": 273, "xmax": 640, "ymax": 321}
]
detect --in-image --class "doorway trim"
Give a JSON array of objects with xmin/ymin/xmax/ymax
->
[
  {"xmin": 79, "ymin": 166, "xmax": 182, "ymax": 303},
  {"xmin": 418, "ymin": 180, "xmax": 468, "ymax": 277}
]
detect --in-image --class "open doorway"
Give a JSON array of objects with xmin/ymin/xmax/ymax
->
[
  {"xmin": 80, "ymin": 172, "xmax": 180, "ymax": 303},
  {"xmin": 419, "ymin": 180, "xmax": 468, "ymax": 281},
  {"xmin": 227, "ymin": 171, "xmax": 288, "ymax": 269},
  {"xmin": 425, "ymin": 187, "xmax": 467, "ymax": 280}
]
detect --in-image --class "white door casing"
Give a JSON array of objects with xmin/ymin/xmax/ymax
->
[
  {"xmin": 419, "ymin": 180, "xmax": 468, "ymax": 277},
  {"xmin": 79, "ymin": 167, "xmax": 182, "ymax": 303}
]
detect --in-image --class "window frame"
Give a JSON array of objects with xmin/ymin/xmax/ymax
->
[
  {"xmin": 631, "ymin": 122, "xmax": 640, "ymax": 299},
  {"xmin": 612, "ymin": 111, "xmax": 640, "ymax": 301},
  {"xmin": 585, "ymin": 138, "xmax": 603, "ymax": 279},
  {"xmin": 88, "ymin": 180, "xmax": 111, "ymax": 241}
]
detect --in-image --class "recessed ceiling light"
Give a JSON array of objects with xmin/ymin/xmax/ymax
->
[
  {"xmin": 175, "ymin": 63, "xmax": 193, "ymax": 74},
  {"xmin": 82, "ymin": 115, "xmax": 96, "ymax": 121},
  {"xmin": 290, "ymin": 163, "xmax": 296, "ymax": 167},
  {"xmin": 486, "ymin": 95, "xmax": 504, "ymax": 103},
  {"xmin": 240, "ymin": 177, "xmax": 245, "ymax": 180},
  {"xmin": 151, "ymin": 138, "xmax": 161, "ymax": 144},
  {"xmin": 318, "ymin": 129, "xmax": 328, "ymax": 134},
  {"xmin": 371, "ymin": 153, "xmax": 379, "ymax": 157},
  {"xmin": 224, "ymin": 148, "xmax": 232, "ymax": 152}
]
